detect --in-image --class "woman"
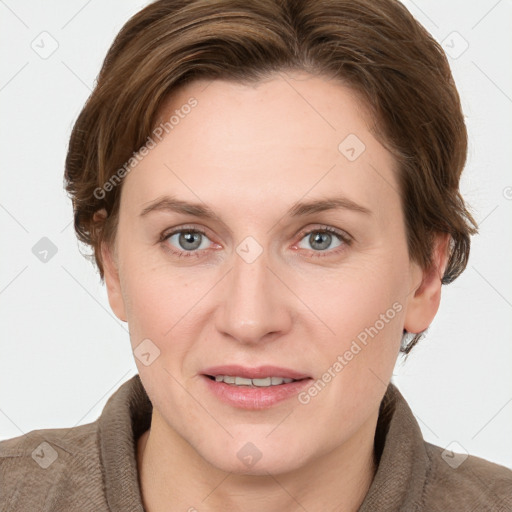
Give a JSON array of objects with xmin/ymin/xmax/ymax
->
[{"xmin": 1, "ymin": 0, "xmax": 511, "ymax": 510}]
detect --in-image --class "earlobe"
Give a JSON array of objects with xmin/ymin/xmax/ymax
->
[
  {"xmin": 404, "ymin": 233, "xmax": 450, "ymax": 334},
  {"xmin": 101, "ymin": 241, "xmax": 128, "ymax": 323},
  {"xmin": 93, "ymin": 208, "xmax": 128, "ymax": 324}
]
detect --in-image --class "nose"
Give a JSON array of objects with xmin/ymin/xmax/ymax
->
[{"xmin": 214, "ymin": 243, "xmax": 293, "ymax": 345}]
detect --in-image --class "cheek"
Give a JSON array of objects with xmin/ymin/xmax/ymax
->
[
  {"xmin": 117, "ymin": 244, "xmax": 174, "ymax": 342},
  {"xmin": 293, "ymin": 267, "xmax": 405, "ymax": 428},
  {"xmin": 122, "ymin": 271, "xmax": 188, "ymax": 337},
  {"xmin": 305, "ymin": 256, "xmax": 407, "ymax": 371},
  {"xmin": 119, "ymin": 253, "xmax": 219, "ymax": 375}
]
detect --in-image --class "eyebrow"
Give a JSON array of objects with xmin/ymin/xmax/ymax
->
[{"xmin": 139, "ymin": 195, "xmax": 372, "ymax": 219}]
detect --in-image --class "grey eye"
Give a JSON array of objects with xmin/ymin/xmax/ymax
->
[
  {"xmin": 298, "ymin": 231, "xmax": 344, "ymax": 251},
  {"xmin": 167, "ymin": 230, "xmax": 210, "ymax": 251}
]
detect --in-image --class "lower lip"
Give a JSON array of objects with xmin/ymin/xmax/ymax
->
[{"xmin": 201, "ymin": 375, "xmax": 313, "ymax": 409}]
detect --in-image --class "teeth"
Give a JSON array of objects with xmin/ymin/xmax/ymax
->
[
  {"xmin": 213, "ymin": 375, "xmax": 296, "ymax": 387},
  {"xmin": 235, "ymin": 376, "xmax": 252, "ymax": 386}
]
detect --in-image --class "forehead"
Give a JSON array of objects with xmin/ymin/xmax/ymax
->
[
  {"xmin": 156, "ymin": 72, "xmax": 375, "ymax": 157},
  {"xmin": 120, "ymin": 72, "xmax": 401, "ymax": 221}
]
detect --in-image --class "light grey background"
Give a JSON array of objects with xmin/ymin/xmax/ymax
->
[{"xmin": 1, "ymin": 0, "xmax": 511, "ymax": 470}]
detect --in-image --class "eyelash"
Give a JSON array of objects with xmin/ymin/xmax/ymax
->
[{"xmin": 159, "ymin": 225, "xmax": 353, "ymax": 259}]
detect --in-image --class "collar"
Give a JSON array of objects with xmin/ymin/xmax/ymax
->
[
  {"xmin": 99, "ymin": 373, "xmax": 151, "ymax": 511},
  {"xmin": 359, "ymin": 382, "xmax": 429, "ymax": 510}
]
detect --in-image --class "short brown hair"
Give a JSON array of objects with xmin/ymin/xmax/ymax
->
[{"xmin": 64, "ymin": 0, "xmax": 478, "ymax": 353}]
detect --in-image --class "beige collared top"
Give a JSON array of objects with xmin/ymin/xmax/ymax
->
[{"xmin": 1, "ymin": 374, "xmax": 511, "ymax": 511}]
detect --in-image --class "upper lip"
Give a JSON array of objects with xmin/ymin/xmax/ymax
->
[{"xmin": 201, "ymin": 365, "xmax": 311, "ymax": 380}]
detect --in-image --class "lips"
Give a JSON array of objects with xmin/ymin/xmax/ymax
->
[{"xmin": 201, "ymin": 364, "xmax": 311, "ymax": 381}]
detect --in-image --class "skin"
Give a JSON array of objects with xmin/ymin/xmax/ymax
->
[{"xmin": 97, "ymin": 71, "xmax": 449, "ymax": 512}]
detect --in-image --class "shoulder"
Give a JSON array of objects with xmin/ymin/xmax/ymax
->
[
  {"xmin": 422, "ymin": 441, "xmax": 512, "ymax": 511},
  {"xmin": 0, "ymin": 422, "xmax": 109, "ymax": 512}
]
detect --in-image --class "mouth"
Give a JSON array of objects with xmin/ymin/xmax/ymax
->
[
  {"xmin": 201, "ymin": 364, "xmax": 311, "ymax": 381},
  {"xmin": 204, "ymin": 374, "xmax": 306, "ymax": 387},
  {"xmin": 200, "ymin": 365, "xmax": 313, "ymax": 409}
]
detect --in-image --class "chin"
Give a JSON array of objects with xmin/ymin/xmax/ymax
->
[
  {"xmin": 197, "ymin": 435, "xmax": 311, "ymax": 476},
  {"xmin": 213, "ymin": 454, "xmax": 304, "ymax": 477}
]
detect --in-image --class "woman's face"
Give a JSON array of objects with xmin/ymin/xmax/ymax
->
[{"xmin": 103, "ymin": 71, "xmax": 435, "ymax": 475}]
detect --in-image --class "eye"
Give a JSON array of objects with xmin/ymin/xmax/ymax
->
[
  {"xmin": 160, "ymin": 224, "xmax": 352, "ymax": 259},
  {"xmin": 295, "ymin": 226, "xmax": 351, "ymax": 257},
  {"xmin": 160, "ymin": 226, "xmax": 213, "ymax": 258}
]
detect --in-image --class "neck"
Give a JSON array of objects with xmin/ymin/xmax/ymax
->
[{"xmin": 137, "ymin": 409, "xmax": 378, "ymax": 512}]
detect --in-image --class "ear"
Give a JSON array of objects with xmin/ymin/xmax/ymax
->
[
  {"xmin": 404, "ymin": 233, "xmax": 450, "ymax": 334},
  {"xmin": 94, "ymin": 209, "xmax": 128, "ymax": 323}
]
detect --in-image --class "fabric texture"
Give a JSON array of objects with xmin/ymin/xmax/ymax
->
[{"xmin": 1, "ymin": 374, "xmax": 511, "ymax": 511}]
